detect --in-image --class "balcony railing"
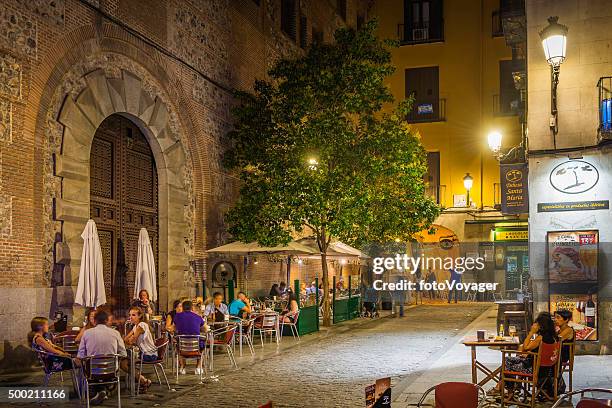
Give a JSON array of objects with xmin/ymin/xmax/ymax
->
[
  {"xmin": 493, "ymin": 94, "xmax": 519, "ymax": 117},
  {"xmin": 492, "ymin": 10, "xmax": 504, "ymax": 37},
  {"xmin": 397, "ymin": 21, "xmax": 444, "ymax": 45},
  {"xmin": 598, "ymin": 76, "xmax": 612, "ymax": 138},
  {"xmin": 407, "ymin": 98, "xmax": 446, "ymax": 123}
]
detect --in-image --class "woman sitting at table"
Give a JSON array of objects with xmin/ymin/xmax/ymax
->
[
  {"xmin": 280, "ymin": 292, "xmax": 299, "ymax": 323},
  {"xmin": 165, "ymin": 299, "xmax": 183, "ymax": 334},
  {"xmin": 554, "ymin": 309, "xmax": 575, "ymax": 393},
  {"xmin": 124, "ymin": 307, "xmax": 156, "ymax": 390},
  {"xmin": 269, "ymin": 283, "xmax": 281, "ymax": 298},
  {"xmin": 75, "ymin": 307, "xmax": 97, "ymax": 342},
  {"xmin": 29, "ymin": 316, "xmax": 74, "ymax": 371},
  {"xmin": 496, "ymin": 312, "xmax": 558, "ymax": 396},
  {"xmin": 132, "ymin": 289, "xmax": 155, "ymax": 316}
]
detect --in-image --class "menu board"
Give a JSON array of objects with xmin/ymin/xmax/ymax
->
[
  {"xmin": 366, "ymin": 377, "xmax": 391, "ymax": 407},
  {"xmin": 547, "ymin": 230, "xmax": 598, "ymax": 341}
]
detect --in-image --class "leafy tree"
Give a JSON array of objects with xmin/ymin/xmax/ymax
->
[{"xmin": 224, "ymin": 21, "xmax": 440, "ymax": 326}]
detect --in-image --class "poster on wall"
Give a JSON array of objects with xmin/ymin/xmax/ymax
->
[
  {"xmin": 547, "ymin": 230, "xmax": 598, "ymax": 341},
  {"xmin": 365, "ymin": 377, "xmax": 391, "ymax": 407},
  {"xmin": 550, "ymin": 294, "xmax": 598, "ymax": 341}
]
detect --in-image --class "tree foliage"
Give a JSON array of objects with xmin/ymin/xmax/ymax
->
[{"xmin": 224, "ymin": 20, "xmax": 440, "ymax": 325}]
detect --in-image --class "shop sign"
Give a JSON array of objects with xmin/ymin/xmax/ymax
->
[
  {"xmin": 549, "ymin": 160, "xmax": 599, "ymax": 194},
  {"xmin": 494, "ymin": 230, "xmax": 528, "ymax": 241},
  {"xmin": 537, "ymin": 200, "xmax": 609, "ymax": 212},
  {"xmin": 500, "ymin": 163, "xmax": 528, "ymax": 214},
  {"xmin": 417, "ymin": 103, "xmax": 433, "ymax": 114}
]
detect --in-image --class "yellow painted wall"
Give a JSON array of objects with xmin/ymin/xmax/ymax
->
[{"xmin": 371, "ymin": 0, "xmax": 522, "ymax": 208}]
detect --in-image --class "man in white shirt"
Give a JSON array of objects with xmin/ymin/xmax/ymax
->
[{"xmin": 77, "ymin": 310, "xmax": 127, "ymax": 405}]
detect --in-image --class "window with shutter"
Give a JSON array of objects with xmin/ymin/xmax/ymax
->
[
  {"xmin": 405, "ymin": 66, "xmax": 443, "ymax": 122},
  {"xmin": 281, "ymin": 0, "xmax": 297, "ymax": 42},
  {"xmin": 312, "ymin": 26, "xmax": 324, "ymax": 44},
  {"xmin": 300, "ymin": 15, "xmax": 308, "ymax": 49},
  {"xmin": 338, "ymin": 0, "xmax": 347, "ymax": 21},
  {"xmin": 499, "ymin": 60, "xmax": 519, "ymax": 115},
  {"xmin": 403, "ymin": 0, "xmax": 443, "ymax": 44}
]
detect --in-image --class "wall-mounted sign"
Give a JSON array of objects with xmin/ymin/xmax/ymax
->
[
  {"xmin": 547, "ymin": 230, "xmax": 598, "ymax": 341},
  {"xmin": 537, "ymin": 200, "xmax": 609, "ymax": 212},
  {"xmin": 549, "ymin": 160, "xmax": 599, "ymax": 194},
  {"xmin": 494, "ymin": 229, "xmax": 528, "ymax": 241},
  {"xmin": 501, "ymin": 163, "xmax": 528, "ymax": 214},
  {"xmin": 417, "ymin": 103, "xmax": 433, "ymax": 114}
]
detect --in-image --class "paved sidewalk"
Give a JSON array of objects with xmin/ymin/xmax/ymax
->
[{"xmin": 393, "ymin": 305, "xmax": 612, "ymax": 407}]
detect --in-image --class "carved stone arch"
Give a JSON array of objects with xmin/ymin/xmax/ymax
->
[{"xmin": 52, "ymin": 66, "xmax": 194, "ymax": 311}]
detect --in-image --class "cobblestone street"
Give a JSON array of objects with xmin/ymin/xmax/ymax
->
[{"xmin": 136, "ymin": 303, "xmax": 489, "ymax": 408}]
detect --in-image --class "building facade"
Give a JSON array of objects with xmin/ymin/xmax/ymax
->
[
  {"xmin": 371, "ymin": 0, "xmax": 527, "ymax": 293},
  {"xmin": 0, "ymin": 0, "xmax": 368, "ymax": 366},
  {"xmin": 526, "ymin": 0, "xmax": 611, "ymax": 353}
]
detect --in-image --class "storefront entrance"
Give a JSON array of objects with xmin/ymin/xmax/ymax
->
[{"xmin": 89, "ymin": 114, "xmax": 159, "ymax": 314}]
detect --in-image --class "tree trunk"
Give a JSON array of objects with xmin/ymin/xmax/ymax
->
[{"xmin": 321, "ymin": 251, "xmax": 331, "ymax": 326}]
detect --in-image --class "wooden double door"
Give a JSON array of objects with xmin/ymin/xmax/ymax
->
[{"xmin": 90, "ymin": 114, "xmax": 159, "ymax": 314}]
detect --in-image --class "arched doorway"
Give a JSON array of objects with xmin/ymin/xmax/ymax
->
[{"xmin": 90, "ymin": 114, "xmax": 159, "ymax": 314}]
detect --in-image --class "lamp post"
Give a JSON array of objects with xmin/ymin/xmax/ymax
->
[
  {"xmin": 463, "ymin": 173, "xmax": 473, "ymax": 208},
  {"xmin": 540, "ymin": 16, "xmax": 568, "ymax": 146}
]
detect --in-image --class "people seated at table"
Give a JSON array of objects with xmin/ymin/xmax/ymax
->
[
  {"xmin": 280, "ymin": 292, "xmax": 300, "ymax": 323},
  {"xmin": 279, "ymin": 282, "xmax": 288, "ymax": 296},
  {"xmin": 132, "ymin": 289, "xmax": 155, "ymax": 316},
  {"xmin": 77, "ymin": 310, "xmax": 134, "ymax": 403},
  {"xmin": 204, "ymin": 292, "xmax": 229, "ymax": 322},
  {"xmin": 173, "ymin": 300, "xmax": 205, "ymax": 375},
  {"xmin": 229, "ymin": 292, "xmax": 252, "ymax": 318},
  {"xmin": 554, "ymin": 309, "xmax": 575, "ymax": 394},
  {"xmin": 29, "ymin": 316, "xmax": 74, "ymax": 370},
  {"xmin": 335, "ymin": 277, "xmax": 345, "ymax": 291},
  {"xmin": 299, "ymin": 283, "xmax": 307, "ymax": 297},
  {"xmin": 124, "ymin": 307, "xmax": 157, "ymax": 390},
  {"xmin": 165, "ymin": 299, "xmax": 183, "ymax": 334},
  {"xmin": 496, "ymin": 312, "xmax": 559, "ymax": 398},
  {"xmin": 75, "ymin": 307, "xmax": 97, "ymax": 342},
  {"xmin": 269, "ymin": 283, "xmax": 281, "ymax": 298}
]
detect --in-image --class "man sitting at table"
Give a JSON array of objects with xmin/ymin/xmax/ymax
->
[
  {"xmin": 78, "ymin": 310, "xmax": 133, "ymax": 405},
  {"xmin": 228, "ymin": 292, "xmax": 252, "ymax": 318},
  {"xmin": 173, "ymin": 300, "xmax": 206, "ymax": 375},
  {"xmin": 203, "ymin": 292, "xmax": 229, "ymax": 322}
]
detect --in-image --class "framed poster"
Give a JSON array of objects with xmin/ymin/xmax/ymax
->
[{"xmin": 547, "ymin": 230, "xmax": 598, "ymax": 341}]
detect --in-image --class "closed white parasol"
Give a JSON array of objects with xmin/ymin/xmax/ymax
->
[
  {"xmin": 134, "ymin": 227, "xmax": 157, "ymax": 302},
  {"xmin": 75, "ymin": 219, "xmax": 107, "ymax": 308}
]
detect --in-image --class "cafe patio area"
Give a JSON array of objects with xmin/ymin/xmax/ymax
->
[{"xmin": 3, "ymin": 303, "xmax": 610, "ymax": 407}]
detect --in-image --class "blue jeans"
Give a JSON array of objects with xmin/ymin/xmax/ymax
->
[{"xmin": 141, "ymin": 353, "xmax": 158, "ymax": 362}]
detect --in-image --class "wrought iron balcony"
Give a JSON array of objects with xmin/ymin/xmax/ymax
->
[{"xmin": 397, "ymin": 21, "xmax": 444, "ymax": 45}]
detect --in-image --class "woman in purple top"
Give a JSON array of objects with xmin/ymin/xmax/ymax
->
[{"xmin": 173, "ymin": 300, "xmax": 205, "ymax": 375}]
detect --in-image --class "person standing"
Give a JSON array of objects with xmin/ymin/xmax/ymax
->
[{"xmin": 448, "ymin": 268, "xmax": 461, "ymax": 304}]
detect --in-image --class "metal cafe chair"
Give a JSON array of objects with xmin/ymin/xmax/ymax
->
[
  {"xmin": 210, "ymin": 324, "xmax": 238, "ymax": 369},
  {"xmin": 280, "ymin": 309, "xmax": 301, "ymax": 341},
  {"xmin": 253, "ymin": 313, "xmax": 279, "ymax": 347},
  {"xmin": 136, "ymin": 336, "xmax": 171, "ymax": 395},
  {"xmin": 416, "ymin": 381, "xmax": 486, "ymax": 408},
  {"xmin": 239, "ymin": 317, "xmax": 257, "ymax": 356},
  {"xmin": 551, "ymin": 388, "xmax": 612, "ymax": 408},
  {"xmin": 33, "ymin": 349, "xmax": 81, "ymax": 399},
  {"xmin": 174, "ymin": 334, "xmax": 208, "ymax": 383},
  {"xmin": 80, "ymin": 354, "xmax": 122, "ymax": 408},
  {"xmin": 560, "ymin": 340, "xmax": 576, "ymax": 392}
]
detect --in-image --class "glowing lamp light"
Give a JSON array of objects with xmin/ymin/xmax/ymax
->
[
  {"xmin": 540, "ymin": 16, "xmax": 568, "ymax": 67},
  {"xmin": 297, "ymin": 258, "xmax": 303, "ymax": 265},
  {"xmin": 463, "ymin": 173, "xmax": 474, "ymax": 191},
  {"xmin": 307, "ymin": 157, "xmax": 319, "ymax": 170},
  {"xmin": 487, "ymin": 131, "xmax": 503, "ymax": 154},
  {"xmin": 340, "ymin": 259, "xmax": 347, "ymax": 265}
]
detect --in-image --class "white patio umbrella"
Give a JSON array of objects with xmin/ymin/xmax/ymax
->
[
  {"xmin": 75, "ymin": 219, "xmax": 107, "ymax": 308},
  {"xmin": 134, "ymin": 227, "xmax": 157, "ymax": 302}
]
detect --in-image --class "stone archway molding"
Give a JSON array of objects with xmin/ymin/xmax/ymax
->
[{"xmin": 54, "ymin": 67, "xmax": 192, "ymax": 310}]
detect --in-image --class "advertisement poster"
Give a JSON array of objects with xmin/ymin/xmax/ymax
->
[
  {"xmin": 547, "ymin": 230, "xmax": 598, "ymax": 341},
  {"xmin": 550, "ymin": 294, "xmax": 598, "ymax": 341},
  {"xmin": 366, "ymin": 377, "xmax": 391, "ymax": 407}
]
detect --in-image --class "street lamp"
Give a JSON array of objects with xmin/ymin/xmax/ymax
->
[
  {"xmin": 487, "ymin": 130, "xmax": 503, "ymax": 155},
  {"xmin": 463, "ymin": 173, "xmax": 473, "ymax": 207},
  {"xmin": 307, "ymin": 157, "xmax": 319, "ymax": 170},
  {"xmin": 540, "ymin": 16, "xmax": 568, "ymax": 144}
]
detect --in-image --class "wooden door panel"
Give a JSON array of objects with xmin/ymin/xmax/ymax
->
[{"xmin": 90, "ymin": 114, "xmax": 159, "ymax": 315}]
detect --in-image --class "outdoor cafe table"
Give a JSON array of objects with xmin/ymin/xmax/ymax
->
[{"xmin": 461, "ymin": 336, "xmax": 520, "ymax": 387}]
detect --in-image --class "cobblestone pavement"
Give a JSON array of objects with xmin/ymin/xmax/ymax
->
[{"xmin": 3, "ymin": 304, "xmax": 490, "ymax": 408}]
